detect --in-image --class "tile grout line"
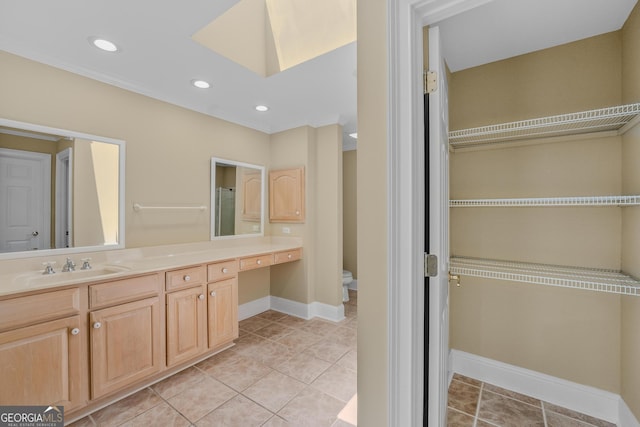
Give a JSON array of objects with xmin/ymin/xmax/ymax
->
[
  {"xmin": 542, "ymin": 401, "xmax": 549, "ymax": 427},
  {"xmin": 472, "ymin": 382, "xmax": 484, "ymax": 427}
]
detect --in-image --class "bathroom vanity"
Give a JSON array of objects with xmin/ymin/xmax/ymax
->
[{"xmin": 0, "ymin": 238, "xmax": 302, "ymax": 422}]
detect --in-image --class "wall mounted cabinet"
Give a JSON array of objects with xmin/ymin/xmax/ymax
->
[{"xmin": 269, "ymin": 167, "xmax": 305, "ymax": 222}]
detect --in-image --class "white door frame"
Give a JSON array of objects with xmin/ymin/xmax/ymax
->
[
  {"xmin": 387, "ymin": 0, "xmax": 495, "ymax": 425},
  {"xmin": 55, "ymin": 147, "xmax": 73, "ymax": 248}
]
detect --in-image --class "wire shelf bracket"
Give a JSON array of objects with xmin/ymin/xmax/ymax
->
[
  {"xmin": 450, "ymin": 256, "xmax": 640, "ymax": 296},
  {"xmin": 450, "ymin": 195, "xmax": 640, "ymax": 208},
  {"xmin": 133, "ymin": 203, "xmax": 207, "ymax": 212}
]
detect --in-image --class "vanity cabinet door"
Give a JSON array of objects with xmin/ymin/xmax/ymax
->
[
  {"xmin": 269, "ymin": 167, "xmax": 305, "ymax": 222},
  {"xmin": 0, "ymin": 315, "xmax": 84, "ymax": 410},
  {"xmin": 89, "ymin": 297, "xmax": 163, "ymax": 399},
  {"xmin": 166, "ymin": 285, "xmax": 207, "ymax": 366},
  {"xmin": 242, "ymin": 170, "xmax": 262, "ymax": 221},
  {"xmin": 207, "ymin": 278, "xmax": 238, "ymax": 349}
]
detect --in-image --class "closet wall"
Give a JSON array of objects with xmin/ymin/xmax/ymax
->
[
  {"xmin": 621, "ymin": 2, "xmax": 640, "ymax": 418},
  {"xmin": 449, "ymin": 25, "xmax": 635, "ymax": 399}
]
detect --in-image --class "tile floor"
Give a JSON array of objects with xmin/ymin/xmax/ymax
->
[
  {"xmin": 69, "ymin": 290, "xmax": 358, "ymax": 427},
  {"xmin": 447, "ymin": 373, "xmax": 617, "ymax": 427}
]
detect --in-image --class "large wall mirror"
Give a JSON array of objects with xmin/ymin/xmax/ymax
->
[
  {"xmin": 0, "ymin": 118, "xmax": 125, "ymax": 259},
  {"xmin": 211, "ymin": 158, "xmax": 265, "ymax": 239}
]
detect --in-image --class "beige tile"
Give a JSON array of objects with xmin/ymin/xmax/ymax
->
[
  {"xmin": 198, "ymin": 352, "xmax": 272, "ymax": 391},
  {"xmin": 332, "ymin": 420, "xmax": 356, "ymax": 427},
  {"xmin": 447, "ymin": 408, "xmax": 475, "ymax": 427},
  {"xmin": 276, "ymin": 352, "xmax": 332, "ymax": 384},
  {"xmin": 240, "ymin": 316, "xmax": 275, "ymax": 332},
  {"xmin": 298, "ymin": 318, "xmax": 341, "ymax": 337},
  {"xmin": 241, "ymin": 339, "xmax": 295, "ymax": 367},
  {"xmin": 232, "ymin": 332, "xmax": 270, "ymax": 357},
  {"xmin": 274, "ymin": 314, "xmax": 309, "ymax": 329},
  {"xmin": 330, "ymin": 327, "xmax": 357, "ymax": 348},
  {"xmin": 451, "ymin": 373, "xmax": 482, "ymax": 388},
  {"xmin": 151, "ymin": 366, "xmax": 205, "ymax": 399},
  {"xmin": 483, "ymin": 383, "xmax": 541, "ymax": 407},
  {"xmin": 196, "ymin": 394, "xmax": 272, "ymax": 427},
  {"xmin": 118, "ymin": 402, "xmax": 190, "ymax": 427},
  {"xmin": 311, "ymin": 364, "xmax": 357, "ymax": 403},
  {"xmin": 447, "ymin": 380, "xmax": 481, "ymax": 416},
  {"xmin": 335, "ymin": 349, "xmax": 357, "ymax": 372},
  {"xmin": 243, "ymin": 370, "xmax": 306, "ymax": 412},
  {"xmin": 546, "ymin": 411, "xmax": 599, "ymax": 427},
  {"xmin": 544, "ymin": 403, "xmax": 616, "ymax": 427},
  {"xmin": 254, "ymin": 322, "xmax": 296, "ymax": 340},
  {"xmin": 167, "ymin": 376, "xmax": 237, "ymax": 423},
  {"xmin": 276, "ymin": 329, "xmax": 322, "ymax": 352},
  {"xmin": 257, "ymin": 310, "xmax": 289, "ymax": 322},
  {"xmin": 478, "ymin": 390, "xmax": 545, "ymax": 427},
  {"xmin": 91, "ymin": 388, "xmax": 162, "ymax": 427},
  {"xmin": 262, "ymin": 415, "xmax": 291, "ymax": 426},
  {"xmin": 278, "ymin": 387, "xmax": 346, "ymax": 427},
  {"xmin": 337, "ymin": 394, "xmax": 357, "ymax": 425},
  {"xmin": 304, "ymin": 339, "xmax": 350, "ymax": 363}
]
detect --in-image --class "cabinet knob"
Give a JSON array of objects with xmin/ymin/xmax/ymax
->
[
  {"xmin": 184, "ymin": 275, "xmax": 191, "ymax": 282},
  {"xmin": 93, "ymin": 322, "xmax": 102, "ymax": 329},
  {"xmin": 222, "ymin": 268, "xmax": 228, "ymax": 274},
  {"xmin": 257, "ymin": 260, "xmax": 262, "ymax": 265},
  {"xmin": 70, "ymin": 327, "xmax": 80, "ymax": 335},
  {"xmin": 288, "ymin": 254, "xmax": 292, "ymax": 259},
  {"xmin": 198, "ymin": 294, "xmax": 205, "ymax": 300},
  {"xmin": 295, "ymin": 210, "xmax": 300, "ymax": 215},
  {"xmin": 210, "ymin": 291, "xmax": 216, "ymax": 297}
]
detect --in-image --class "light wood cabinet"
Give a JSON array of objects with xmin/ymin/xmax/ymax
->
[
  {"xmin": 269, "ymin": 167, "xmax": 305, "ymax": 222},
  {"xmin": 89, "ymin": 274, "xmax": 163, "ymax": 399},
  {"xmin": 242, "ymin": 169, "xmax": 262, "ymax": 221},
  {"xmin": 207, "ymin": 278, "xmax": 238, "ymax": 348},
  {"xmin": 0, "ymin": 315, "xmax": 84, "ymax": 410},
  {"xmin": 166, "ymin": 285, "xmax": 207, "ymax": 366}
]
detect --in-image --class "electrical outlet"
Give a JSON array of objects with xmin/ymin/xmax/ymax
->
[{"xmin": 282, "ymin": 227, "xmax": 291, "ymax": 234}]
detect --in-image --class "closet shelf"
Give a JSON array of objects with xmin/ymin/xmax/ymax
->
[
  {"xmin": 450, "ymin": 257, "xmax": 640, "ymax": 296},
  {"xmin": 450, "ymin": 195, "xmax": 640, "ymax": 207},
  {"xmin": 449, "ymin": 103, "xmax": 640, "ymax": 148}
]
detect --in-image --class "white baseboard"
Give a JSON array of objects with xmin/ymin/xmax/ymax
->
[
  {"xmin": 239, "ymin": 296, "xmax": 345, "ymax": 323},
  {"xmin": 348, "ymin": 279, "xmax": 358, "ymax": 291},
  {"xmin": 449, "ymin": 349, "xmax": 639, "ymax": 426}
]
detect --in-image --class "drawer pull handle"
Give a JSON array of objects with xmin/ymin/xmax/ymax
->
[
  {"xmin": 288, "ymin": 254, "xmax": 292, "ymax": 259},
  {"xmin": 210, "ymin": 291, "xmax": 216, "ymax": 297},
  {"xmin": 222, "ymin": 268, "xmax": 228, "ymax": 274},
  {"xmin": 257, "ymin": 260, "xmax": 262, "ymax": 265},
  {"xmin": 93, "ymin": 322, "xmax": 102, "ymax": 329},
  {"xmin": 70, "ymin": 328, "xmax": 80, "ymax": 335},
  {"xmin": 184, "ymin": 275, "xmax": 191, "ymax": 282},
  {"xmin": 198, "ymin": 294, "xmax": 205, "ymax": 300}
]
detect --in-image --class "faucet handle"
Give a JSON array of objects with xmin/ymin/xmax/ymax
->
[
  {"xmin": 81, "ymin": 258, "xmax": 92, "ymax": 270},
  {"xmin": 42, "ymin": 261, "xmax": 57, "ymax": 275},
  {"xmin": 62, "ymin": 257, "xmax": 76, "ymax": 272}
]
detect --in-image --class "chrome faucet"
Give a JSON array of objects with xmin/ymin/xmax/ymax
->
[
  {"xmin": 81, "ymin": 258, "xmax": 92, "ymax": 270},
  {"xmin": 62, "ymin": 257, "xmax": 76, "ymax": 272},
  {"xmin": 42, "ymin": 262, "xmax": 56, "ymax": 275}
]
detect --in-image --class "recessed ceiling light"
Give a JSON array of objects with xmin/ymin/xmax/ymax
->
[
  {"xmin": 255, "ymin": 105, "xmax": 269, "ymax": 112},
  {"xmin": 90, "ymin": 37, "xmax": 119, "ymax": 52},
  {"xmin": 349, "ymin": 132, "xmax": 358, "ymax": 139},
  {"xmin": 191, "ymin": 79, "xmax": 211, "ymax": 89}
]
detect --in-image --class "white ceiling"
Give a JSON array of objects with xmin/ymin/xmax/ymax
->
[{"xmin": 0, "ymin": 0, "xmax": 637, "ymax": 140}]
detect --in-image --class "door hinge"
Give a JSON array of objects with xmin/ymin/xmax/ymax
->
[
  {"xmin": 424, "ymin": 253, "xmax": 438, "ymax": 277},
  {"xmin": 424, "ymin": 70, "xmax": 437, "ymax": 94}
]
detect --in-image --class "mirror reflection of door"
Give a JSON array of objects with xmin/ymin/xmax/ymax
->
[
  {"xmin": 241, "ymin": 168, "xmax": 261, "ymax": 221},
  {"xmin": 0, "ymin": 148, "xmax": 51, "ymax": 252},
  {"xmin": 215, "ymin": 187, "xmax": 236, "ymax": 236},
  {"xmin": 55, "ymin": 148, "xmax": 72, "ymax": 248}
]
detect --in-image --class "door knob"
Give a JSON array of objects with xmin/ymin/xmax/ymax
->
[
  {"xmin": 93, "ymin": 322, "xmax": 102, "ymax": 329},
  {"xmin": 32, "ymin": 231, "xmax": 39, "ymax": 236}
]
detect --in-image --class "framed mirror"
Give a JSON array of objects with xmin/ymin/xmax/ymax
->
[
  {"xmin": 211, "ymin": 158, "xmax": 265, "ymax": 239},
  {"xmin": 0, "ymin": 118, "xmax": 125, "ymax": 259}
]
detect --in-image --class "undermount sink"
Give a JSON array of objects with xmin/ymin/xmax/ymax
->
[{"xmin": 19, "ymin": 265, "xmax": 131, "ymax": 287}]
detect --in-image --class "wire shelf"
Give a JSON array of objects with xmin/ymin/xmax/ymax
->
[
  {"xmin": 449, "ymin": 256, "xmax": 640, "ymax": 296},
  {"xmin": 450, "ymin": 195, "xmax": 640, "ymax": 207},
  {"xmin": 449, "ymin": 103, "xmax": 640, "ymax": 148}
]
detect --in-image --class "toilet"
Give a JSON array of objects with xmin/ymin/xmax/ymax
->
[{"xmin": 342, "ymin": 270, "xmax": 353, "ymax": 302}]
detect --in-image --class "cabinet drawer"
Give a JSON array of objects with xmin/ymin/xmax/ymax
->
[
  {"xmin": 89, "ymin": 273, "xmax": 160, "ymax": 309},
  {"xmin": 166, "ymin": 265, "xmax": 206, "ymax": 291},
  {"xmin": 239, "ymin": 254, "xmax": 273, "ymax": 271},
  {"xmin": 273, "ymin": 248, "xmax": 302, "ymax": 264},
  {"xmin": 0, "ymin": 288, "xmax": 80, "ymax": 331},
  {"xmin": 207, "ymin": 259, "xmax": 238, "ymax": 282}
]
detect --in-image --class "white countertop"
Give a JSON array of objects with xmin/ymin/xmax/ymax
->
[{"xmin": 0, "ymin": 236, "xmax": 302, "ymax": 297}]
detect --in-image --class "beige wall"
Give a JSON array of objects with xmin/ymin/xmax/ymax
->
[
  {"xmin": 449, "ymin": 30, "xmax": 629, "ymax": 393},
  {"xmin": 357, "ymin": 0, "xmax": 389, "ymax": 424},
  {"xmin": 621, "ymin": 2, "xmax": 640, "ymax": 417},
  {"xmin": 343, "ymin": 149, "xmax": 357, "ymax": 278}
]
